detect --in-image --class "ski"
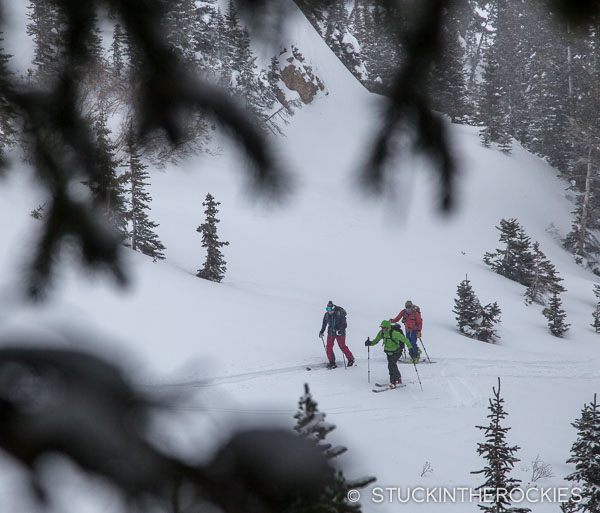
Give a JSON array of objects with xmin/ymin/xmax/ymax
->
[
  {"xmin": 372, "ymin": 384, "xmax": 406, "ymax": 393},
  {"xmin": 399, "ymin": 359, "xmax": 436, "ymax": 364},
  {"xmin": 306, "ymin": 364, "xmax": 336, "ymax": 371},
  {"xmin": 306, "ymin": 359, "xmax": 357, "ymax": 371}
]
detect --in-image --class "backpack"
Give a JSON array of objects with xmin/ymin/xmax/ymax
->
[
  {"xmin": 404, "ymin": 305, "xmax": 422, "ymax": 323},
  {"xmin": 390, "ymin": 323, "xmax": 404, "ymax": 336},
  {"xmin": 336, "ymin": 306, "xmax": 348, "ymax": 330}
]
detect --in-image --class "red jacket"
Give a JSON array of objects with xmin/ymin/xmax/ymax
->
[{"xmin": 392, "ymin": 308, "xmax": 422, "ymax": 332}]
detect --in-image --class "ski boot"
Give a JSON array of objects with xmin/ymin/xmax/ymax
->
[{"xmin": 410, "ymin": 349, "xmax": 422, "ymax": 364}]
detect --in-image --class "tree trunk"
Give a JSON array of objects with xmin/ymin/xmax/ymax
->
[
  {"xmin": 468, "ymin": 22, "xmax": 487, "ymax": 92},
  {"xmin": 130, "ymin": 161, "xmax": 137, "ymax": 251},
  {"xmin": 567, "ymin": 23, "xmax": 573, "ymax": 98},
  {"xmin": 578, "ymin": 144, "xmax": 593, "ymax": 256}
]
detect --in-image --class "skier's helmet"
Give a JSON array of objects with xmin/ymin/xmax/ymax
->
[{"xmin": 405, "ymin": 300, "xmax": 413, "ymax": 308}]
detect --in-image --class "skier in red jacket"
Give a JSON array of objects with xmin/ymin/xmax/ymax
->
[{"xmin": 390, "ymin": 300, "xmax": 422, "ymax": 363}]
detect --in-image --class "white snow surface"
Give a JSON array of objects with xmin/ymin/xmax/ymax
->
[{"xmin": 1, "ymin": 1, "xmax": 599, "ymax": 512}]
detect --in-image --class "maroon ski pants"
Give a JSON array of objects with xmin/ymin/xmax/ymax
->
[{"xmin": 326, "ymin": 333, "xmax": 354, "ymax": 363}]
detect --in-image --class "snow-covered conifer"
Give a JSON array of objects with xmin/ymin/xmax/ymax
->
[
  {"xmin": 124, "ymin": 130, "xmax": 166, "ymax": 261},
  {"xmin": 591, "ymin": 285, "xmax": 600, "ymax": 333},
  {"xmin": 111, "ymin": 24, "xmax": 127, "ymax": 77},
  {"xmin": 291, "ymin": 384, "xmax": 375, "ymax": 513},
  {"xmin": 524, "ymin": 242, "xmax": 565, "ymax": 305},
  {"xmin": 26, "ymin": 0, "xmax": 67, "ymax": 82},
  {"xmin": 484, "ymin": 218, "xmax": 533, "ymax": 286},
  {"xmin": 453, "ymin": 275, "xmax": 482, "ymax": 338},
  {"xmin": 196, "ymin": 193, "xmax": 229, "ymax": 282},
  {"xmin": 429, "ymin": 10, "xmax": 470, "ymax": 123},
  {"xmin": 562, "ymin": 394, "xmax": 600, "ymax": 513},
  {"xmin": 472, "ymin": 378, "xmax": 530, "ymax": 513},
  {"xmin": 0, "ymin": 33, "xmax": 16, "ymax": 157},
  {"xmin": 478, "ymin": 302, "xmax": 502, "ymax": 343},
  {"xmin": 542, "ymin": 286, "xmax": 570, "ymax": 337},
  {"xmin": 454, "ymin": 276, "xmax": 501, "ymax": 342},
  {"xmin": 88, "ymin": 112, "xmax": 128, "ymax": 240}
]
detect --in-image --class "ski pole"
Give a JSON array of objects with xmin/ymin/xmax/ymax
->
[
  {"xmin": 319, "ymin": 334, "xmax": 329, "ymax": 362},
  {"xmin": 367, "ymin": 343, "xmax": 370, "ymax": 383},
  {"xmin": 411, "ymin": 356, "xmax": 423, "ymax": 391},
  {"xmin": 419, "ymin": 337, "xmax": 432, "ymax": 363},
  {"xmin": 342, "ymin": 353, "xmax": 347, "ymax": 369}
]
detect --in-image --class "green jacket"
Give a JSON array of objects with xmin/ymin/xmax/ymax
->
[{"xmin": 368, "ymin": 320, "xmax": 412, "ymax": 354}]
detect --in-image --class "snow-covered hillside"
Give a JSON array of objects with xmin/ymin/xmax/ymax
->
[{"xmin": 1, "ymin": 2, "xmax": 599, "ymax": 512}]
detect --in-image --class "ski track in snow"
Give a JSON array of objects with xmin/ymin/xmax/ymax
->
[
  {"xmin": 156, "ymin": 354, "xmax": 600, "ymax": 389},
  {"xmin": 152, "ymin": 354, "xmax": 599, "ymax": 420}
]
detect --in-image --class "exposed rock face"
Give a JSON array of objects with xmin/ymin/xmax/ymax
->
[{"xmin": 278, "ymin": 46, "xmax": 326, "ymax": 104}]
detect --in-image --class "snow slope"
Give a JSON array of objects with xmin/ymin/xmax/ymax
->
[{"xmin": 0, "ymin": 2, "xmax": 599, "ymax": 512}]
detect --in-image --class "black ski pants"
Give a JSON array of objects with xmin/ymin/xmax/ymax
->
[{"xmin": 386, "ymin": 349, "xmax": 402, "ymax": 383}]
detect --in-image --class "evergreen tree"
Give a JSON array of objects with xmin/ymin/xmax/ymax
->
[
  {"xmin": 561, "ymin": 394, "xmax": 600, "ymax": 513},
  {"xmin": 484, "ymin": 218, "xmax": 533, "ymax": 286},
  {"xmin": 524, "ymin": 242, "xmax": 565, "ymax": 305},
  {"xmin": 591, "ymin": 285, "xmax": 600, "ymax": 333},
  {"xmin": 349, "ymin": 0, "xmax": 404, "ymax": 94},
  {"xmin": 0, "ymin": 33, "xmax": 16, "ymax": 157},
  {"xmin": 195, "ymin": 0, "xmax": 221, "ymax": 72},
  {"xmin": 196, "ymin": 193, "xmax": 229, "ymax": 282},
  {"xmin": 160, "ymin": 0, "xmax": 199, "ymax": 65},
  {"xmin": 124, "ymin": 130, "xmax": 166, "ymax": 261},
  {"xmin": 222, "ymin": 0, "xmax": 243, "ymax": 87},
  {"xmin": 454, "ymin": 275, "xmax": 483, "ymax": 338},
  {"xmin": 561, "ymin": 24, "xmax": 600, "ymax": 274},
  {"xmin": 84, "ymin": 12, "xmax": 104, "ymax": 63},
  {"xmin": 111, "ymin": 23, "xmax": 127, "ymax": 77},
  {"xmin": 478, "ymin": 302, "xmax": 502, "ymax": 344},
  {"xmin": 453, "ymin": 276, "xmax": 502, "ymax": 343},
  {"xmin": 26, "ymin": 0, "xmax": 67, "ymax": 82},
  {"xmin": 478, "ymin": 0, "xmax": 513, "ymax": 152},
  {"xmin": 324, "ymin": 1, "xmax": 348, "ymax": 54},
  {"xmin": 30, "ymin": 204, "xmax": 45, "ymax": 219},
  {"xmin": 522, "ymin": 5, "xmax": 572, "ymax": 172},
  {"xmin": 289, "ymin": 383, "xmax": 375, "ymax": 513},
  {"xmin": 88, "ymin": 112, "xmax": 128, "ymax": 240},
  {"xmin": 472, "ymin": 378, "xmax": 530, "ymax": 513},
  {"xmin": 429, "ymin": 9, "xmax": 470, "ymax": 123},
  {"xmin": 322, "ymin": 1, "xmax": 364, "ymax": 82},
  {"xmin": 293, "ymin": 382, "xmax": 343, "ymax": 455},
  {"xmin": 267, "ymin": 55, "xmax": 286, "ymax": 106},
  {"xmin": 293, "ymin": 0, "xmax": 328, "ymax": 32},
  {"xmin": 542, "ymin": 286, "xmax": 570, "ymax": 337},
  {"xmin": 458, "ymin": 0, "xmax": 488, "ymax": 108}
]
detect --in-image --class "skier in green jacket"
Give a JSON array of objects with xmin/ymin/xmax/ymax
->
[{"xmin": 365, "ymin": 320, "xmax": 413, "ymax": 388}]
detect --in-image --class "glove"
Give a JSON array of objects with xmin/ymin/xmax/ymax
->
[
  {"xmin": 335, "ymin": 330, "xmax": 343, "ymax": 336},
  {"xmin": 364, "ymin": 338, "xmax": 370, "ymax": 347},
  {"xmin": 319, "ymin": 330, "xmax": 324, "ymax": 338},
  {"xmin": 417, "ymin": 331, "xmax": 422, "ymax": 338}
]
